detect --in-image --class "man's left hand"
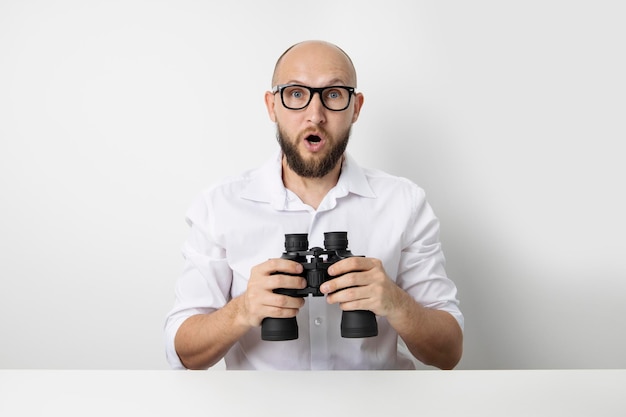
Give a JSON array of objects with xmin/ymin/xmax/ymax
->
[{"xmin": 320, "ymin": 257, "xmax": 405, "ymax": 318}]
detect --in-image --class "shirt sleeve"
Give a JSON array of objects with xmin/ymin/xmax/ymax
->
[
  {"xmin": 397, "ymin": 186, "xmax": 464, "ymax": 331},
  {"xmin": 163, "ymin": 193, "xmax": 233, "ymax": 369}
]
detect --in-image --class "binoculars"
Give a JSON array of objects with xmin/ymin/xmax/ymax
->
[{"xmin": 261, "ymin": 232, "xmax": 378, "ymax": 341}]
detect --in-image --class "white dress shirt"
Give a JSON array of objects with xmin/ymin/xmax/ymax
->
[{"xmin": 164, "ymin": 151, "xmax": 463, "ymax": 370}]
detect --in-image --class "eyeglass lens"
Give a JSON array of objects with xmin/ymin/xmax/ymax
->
[{"xmin": 281, "ymin": 86, "xmax": 352, "ymax": 111}]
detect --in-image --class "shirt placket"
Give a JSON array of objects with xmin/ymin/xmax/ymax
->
[
  {"xmin": 306, "ymin": 207, "xmax": 333, "ymax": 369},
  {"xmin": 284, "ymin": 185, "xmax": 346, "ymax": 369}
]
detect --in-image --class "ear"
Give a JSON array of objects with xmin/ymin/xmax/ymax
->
[
  {"xmin": 264, "ymin": 90, "xmax": 277, "ymax": 123},
  {"xmin": 351, "ymin": 92, "xmax": 364, "ymax": 123}
]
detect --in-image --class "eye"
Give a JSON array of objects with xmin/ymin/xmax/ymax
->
[
  {"xmin": 325, "ymin": 88, "xmax": 343, "ymax": 100},
  {"xmin": 285, "ymin": 87, "xmax": 307, "ymax": 100}
]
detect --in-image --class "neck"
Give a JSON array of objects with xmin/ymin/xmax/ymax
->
[{"xmin": 281, "ymin": 155, "xmax": 343, "ymax": 210}]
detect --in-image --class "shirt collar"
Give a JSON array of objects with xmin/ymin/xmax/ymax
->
[{"xmin": 239, "ymin": 149, "xmax": 376, "ymax": 210}]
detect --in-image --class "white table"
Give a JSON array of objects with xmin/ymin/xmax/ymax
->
[{"xmin": 1, "ymin": 370, "xmax": 624, "ymax": 416}]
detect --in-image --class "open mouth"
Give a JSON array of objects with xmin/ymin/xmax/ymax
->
[{"xmin": 306, "ymin": 135, "xmax": 322, "ymax": 143}]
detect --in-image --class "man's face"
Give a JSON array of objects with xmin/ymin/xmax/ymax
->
[{"xmin": 265, "ymin": 42, "xmax": 364, "ymax": 178}]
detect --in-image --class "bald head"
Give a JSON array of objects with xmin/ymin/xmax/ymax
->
[{"xmin": 271, "ymin": 40, "xmax": 358, "ymax": 88}]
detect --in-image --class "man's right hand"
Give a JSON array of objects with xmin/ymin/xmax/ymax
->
[
  {"xmin": 241, "ymin": 258, "xmax": 307, "ymax": 327},
  {"xmin": 175, "ymin": 259, "xmax": 306, "ymax": 370}
]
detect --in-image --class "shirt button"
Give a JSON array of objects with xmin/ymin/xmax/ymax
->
[{"xmin": 314, "ymin": 317, "xmax": 323, "ymax": 326}]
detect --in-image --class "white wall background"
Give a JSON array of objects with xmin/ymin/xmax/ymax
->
[{"xmin": 1, "ymin": 0, "xmax": 624, "ymax": 370}]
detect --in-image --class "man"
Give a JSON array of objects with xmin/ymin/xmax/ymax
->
[{"xmin": 164, "ymin": 40, "xmax": 463, "ymax": 370}]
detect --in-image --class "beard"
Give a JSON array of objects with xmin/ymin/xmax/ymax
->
[{"xmin": 277, "ymin": 125, "xmax": 351, "ymax": 178}]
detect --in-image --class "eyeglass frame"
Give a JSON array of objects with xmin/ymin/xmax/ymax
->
[{"xmin": 271, "ymin": 84, "xmax": 357, "ymax": 111}]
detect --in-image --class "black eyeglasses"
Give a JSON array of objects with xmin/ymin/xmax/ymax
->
[{"xmin": 272, "ymin": 84, "xmax": 356, "ymax": 111}]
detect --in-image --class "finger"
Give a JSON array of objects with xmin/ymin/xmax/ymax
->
[
  {"xmin": 245, "ymin": 287, "xmax": 305, "ymax": 325},
  {"xmin": 263, "ymin": 258, "xmax": 304, "ymax": 275},
  {"xmin": 325, "ymin": 285, "xmax": 366, "ymax": 304},
  {"xmin": 263, "ymin": 305, "xmax": 301, "ymax": 319},
  {"xmin": 270, "ymin": 276, "xmax": 307, "ymax": 292},
  {"xmin": 335, "ymin": 299, "xmax": 368, "ymax": 312},
  {"xmin": 320, "ymin": 272, "xmax": 363, "ymax": 294},
  {"xmin": 327, "ymin": 257, "xmax": 375, "ymax": 276},
  {"xmin": 266, "ymin": 293, "xmax": 306, "ymax": 310},
  {"xmin": 250, "ymin": 259, "xmax": 305, "ymax": 290},
  {"xmin": 261, "ymin": 293, "xmax": 306, "ymax": 320}
]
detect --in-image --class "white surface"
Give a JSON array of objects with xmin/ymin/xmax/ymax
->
[
  {"xmin": 1, "ymin": 0, "xmax": 625, "ymax": 370},
  {"xmin": 1, "ymin": 370, "xmax": 625, "ymax": 416}
]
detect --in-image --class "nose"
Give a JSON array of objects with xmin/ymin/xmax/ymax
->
[{"xmin": 306, "ymin": 92, "xmax": 326, "ymax": 125}]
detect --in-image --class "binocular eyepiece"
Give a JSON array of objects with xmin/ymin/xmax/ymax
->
[{"xmin": 261, "ymin": 232, "xmax": 378, "ymax": 341}]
